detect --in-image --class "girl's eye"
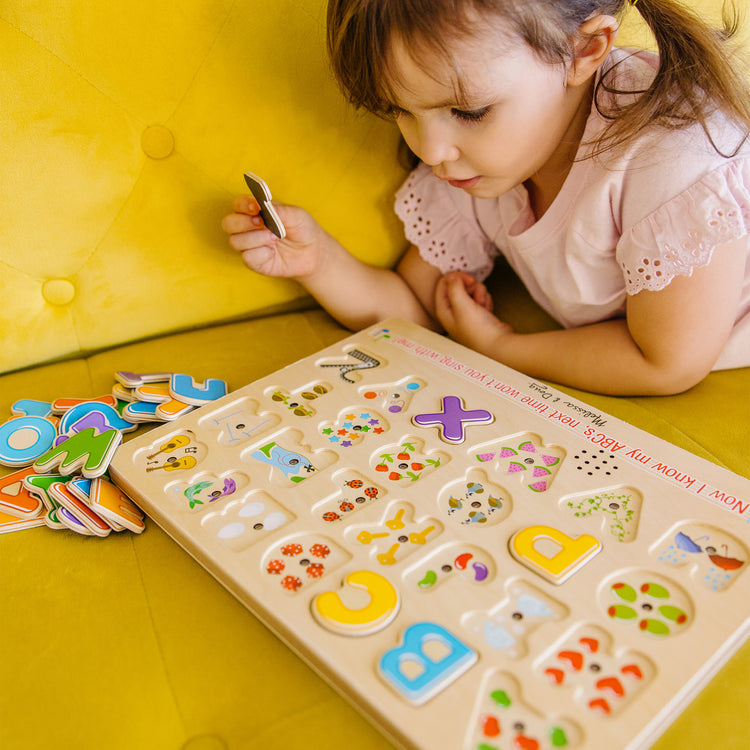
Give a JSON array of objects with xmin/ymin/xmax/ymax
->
[{"xmin": 451, "ymin": 106, "xmax": 491, "ymax": 123}]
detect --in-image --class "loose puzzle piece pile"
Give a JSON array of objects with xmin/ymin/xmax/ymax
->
[{"xmin": 0, "ymin": 371, "xmax": 227, "ymax": 537}]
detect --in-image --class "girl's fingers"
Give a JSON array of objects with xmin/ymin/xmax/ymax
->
[
  {"xmin": 473, "ymin": 283, "xmax": 493, "ymax": 311},
  {"xmin": 232, "ymin": 194, "xmax": 261, "ymax": 215},
  {"xmin": 441, "ymin": 271, "xmax": 493, "ymax": 311},
  {"xmin": 221, "ymin": 212, "xmax": 263, "ymax": 234},
  {"xmin": 241, "ymin": 245, "xmax": 275, "ymax": 272},
  {"xmin": 227, "ymin": 226, "xmax": 278, "ymax": 252}
]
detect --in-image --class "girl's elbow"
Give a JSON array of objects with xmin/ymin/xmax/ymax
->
[{"xmin": 642, "ymin": 355, "xmax": 714, "ymax": 395}]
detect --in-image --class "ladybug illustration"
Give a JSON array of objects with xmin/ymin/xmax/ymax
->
[
  {"xmin": 281, "ymin": 575, "xmax": 303, "ymax": 592},
  {"xmin": 306, "ymin": 562, "xmax": 325, "ymax": 578},
  {"xmin": 281, "ymin": 543, "xmax": 304, "ymax": 556},
  {"xmin": 310, "ymin": 543, "xmax": 331, "ymax": 558}
]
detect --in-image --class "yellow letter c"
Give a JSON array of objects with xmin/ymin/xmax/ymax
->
[{"xmin": 312, "ymin": 570, "xmax": 400, "ymax": 636}]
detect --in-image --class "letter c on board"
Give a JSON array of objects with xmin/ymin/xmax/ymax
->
[{"xmin": 312, "ymin": 570, "xmax": 400, "ymax": 636}]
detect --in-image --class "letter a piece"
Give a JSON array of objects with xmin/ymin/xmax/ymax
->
[
  {"xmin": 510, "ymin": 525, "xmax": 601, "ymax": 585},
  {"xmin": 33, "ymin": 428, "xmax": 122, "ymax": 479},
  {"xmin": 0, "ymin": 467, "xmax": 44, "ymax": 518}
]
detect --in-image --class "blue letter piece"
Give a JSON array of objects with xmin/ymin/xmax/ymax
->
[{"xmin": 378, "ymin": 621, "xmax": 477, "ymax": 704}]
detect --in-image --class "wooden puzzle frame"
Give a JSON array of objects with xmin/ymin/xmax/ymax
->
[{"xmin": 110, "ymin": 319, "xmax": 750, "ymax": 750}]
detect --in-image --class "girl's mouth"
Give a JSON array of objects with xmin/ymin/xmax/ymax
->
[{"xmin": 445, "ymin": 176, "xmax": 481, "ymax": 189}]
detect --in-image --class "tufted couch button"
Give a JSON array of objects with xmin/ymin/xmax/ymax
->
[
  {"xmin": 42, "ymin": 279, "xmax": 76, "ymax": 306},
  {"xmin": 141, "ymin": 125, "xmax": 175, "ymax": 159}
]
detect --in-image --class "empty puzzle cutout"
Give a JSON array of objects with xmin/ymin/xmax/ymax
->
[
  {"xmin": 320, "ymin": 407, "xmax": 388, "ymax": 448},
  {"xmin": 199, "ymin": 397, "xmax": 280, "ymax": 446},
  {"xmin": 475, "ymin": 432, "xmax": 564, "ymax": 493},
  {"xmin": 313, "ymin": 470, "xmax": 386, "ymax": 524},
  {"xmin": 461, "ymin": 579, "xmax": 567, "ymax": 658},
  {"xmin": 535, "ymin": 624, "xmax": 654, "ymax": 717},
  {"xmin": 266, "ymin": 382, "xmax": 332, "ymax": 417},
  {"xmin": 403, "ymin": 542, "xmax": 495, "ymax": 591},
  {"xmin": 201, "ymin": 490, "xmax": 293, "ymax": 551},
  {"xmin": 560, "ymin": 486, "xmax": 642, "ymax": 543},
  {"xmin": 166, "ymin": 470, "xmax": 249, "ymax": 511},
  {"xmin": 438, "ymin": 470, "xmax": 512, "ymax": 527},
  {"xmin": 262, "ymin": 533, "xmax": 350, "ymax": 594},
  {"xmin": 245, "ymin": 430, "xmax": 336, "ymax": 486},
  {"xmin": 464, "ymin": 671, "xmax": 581, "ymax": 750},
  {"xmin": 652, "ymin": 521, "xmax": 747, "ymax": 591},
  {"xmin": 139, "ymin": 431, "xmax": 207, "ymax": 474},
  {"xmin": 372, "ymin": 437, "xmax": 448, "ymax": 485},
  {"xmin": 360, "ymin": 377, "xmax": 425, "ymax": 414},
  {"xmin": 348, "ymin": 501, "xmax": 443, "ymax": 566},
  {"xmin": 600, "ymin": 570, "xmax": 693, "ymax": 638},
  {"xmin": 316, "ymin": 347, "xmax": 383, "ymax": 383}
]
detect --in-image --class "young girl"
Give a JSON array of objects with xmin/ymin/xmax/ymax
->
[{"xmin": 222, "ymin": 0, "xmax": 750, "ymax": 396}]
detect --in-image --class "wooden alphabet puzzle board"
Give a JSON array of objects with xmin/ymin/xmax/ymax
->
[{"xmin": 109, "ymin": 319, "xmax": 750, "ymax": 750}]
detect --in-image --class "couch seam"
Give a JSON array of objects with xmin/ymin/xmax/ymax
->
[
  {"xmin": 0, "ymin": 16, "xmax": 150, "ymax": 130},
  {"xmin": 163, "ymin": 0, "xmax": 238, "ymax": 127}
]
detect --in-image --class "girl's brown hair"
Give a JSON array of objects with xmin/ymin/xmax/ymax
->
[{"xmin": 327, "ymin": 0, "xmax": 750, "ymax": 159}]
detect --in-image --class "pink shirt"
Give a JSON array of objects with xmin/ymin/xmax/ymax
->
[{"xmin": 395, "ymin": 49, "xmax": 750, "ymax": 370}]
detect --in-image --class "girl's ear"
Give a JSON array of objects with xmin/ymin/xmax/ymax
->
[{"xmin": 567, "ymin": 14, "xmax": 619, "ymax": 87}]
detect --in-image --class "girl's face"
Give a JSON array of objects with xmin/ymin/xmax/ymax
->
[{"xmin": 388, "ymin": 29, "xmax": 593, "ymax": 200}]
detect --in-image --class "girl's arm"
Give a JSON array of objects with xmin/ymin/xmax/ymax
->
[
  {"xmin": 300, "ymin": 240, "xmax": 439, "ymax": 330},
  {"xmin": 436, "ymin": 237, "xmax": 746, "ymax": 396},
  {"xmin": 222, "ymin": 196, "xmax": 438, "ymax": 330}
]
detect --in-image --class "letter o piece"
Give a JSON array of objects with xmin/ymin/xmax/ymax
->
[{"xmin": 0, "ymin": 417, "xmax": 58, "ymax": 467}]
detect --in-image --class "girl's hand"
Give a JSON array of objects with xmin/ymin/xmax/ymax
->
[
  {"xmin": 221, "ymin": 195, "xmax": 326, "ymax": 279},
  {"xmin": 435, "ymin": 271, "xmax": 513, "ymax": 352}
]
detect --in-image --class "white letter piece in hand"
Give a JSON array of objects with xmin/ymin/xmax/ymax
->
[{"xmin": 244, "ymin": 172, "xmax": 286, "ymax": 239}]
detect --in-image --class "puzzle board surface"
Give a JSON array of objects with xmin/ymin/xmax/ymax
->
[{"xmin": 110, "ymin": 319, "xmax": 750, "ymax": 750}]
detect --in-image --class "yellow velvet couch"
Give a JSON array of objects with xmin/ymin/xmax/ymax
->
[{"xmin": 1, "ymin": 2, "xmax": 748, "ymax": 749}]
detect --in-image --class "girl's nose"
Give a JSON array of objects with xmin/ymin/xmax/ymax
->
[{"xmin": 403, "ymin": 117, "xmax": 459, "ymax": 167}]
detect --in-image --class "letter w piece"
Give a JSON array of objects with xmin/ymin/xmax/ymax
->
[{"xmin": 34, "ymin": 428, "xmax": 122, "ymax": 479}]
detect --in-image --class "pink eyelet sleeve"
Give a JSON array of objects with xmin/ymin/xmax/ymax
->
[
  {"xmin": 617, "ymin": 159, "xmax": 750, "ymax": 294},
  {"xmin": 394, "ymin": 163, "xmax": 498, "ymax": 280}
]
